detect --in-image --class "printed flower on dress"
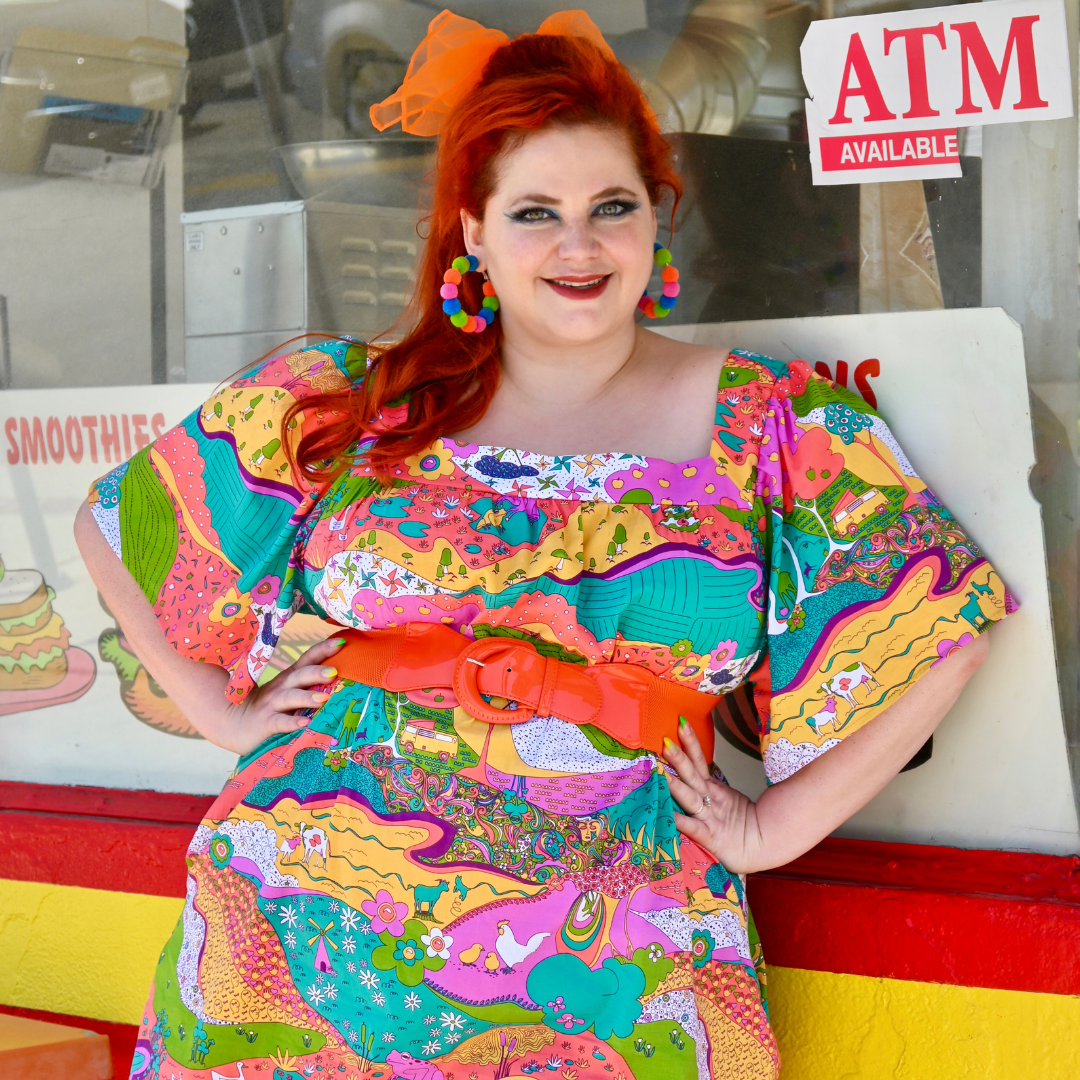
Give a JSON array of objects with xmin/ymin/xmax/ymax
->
[
  {"xmin": 371, "ymin": 919, "xmax": 448, "ymax": 986},
  {"xmin": 208, "ymin": 587, "xmax": 251, "ymax": 626},
  {"xmin": 421, "ymin": 928, "xmax": 453, "ymax": 959},
  {"xmin": 208, "ymin": 833, "xmax": 232, "ymax": 870},
  {"xmin": 251, "ymin": 573, "xmax": 281, "ymax": 605},
  {"xmin": 670, "ymin": 639, "xmax": 694, "ymax": 659},
  {"xmin": 404, "ymin": 439, "xmax": 456, "ymax": 480},
  {"xmin": 690, "ymin": 927, "xmax": 716, "ymax": 968},
  {"xmin": 361, "ymin": 889, "xmax": 409, "ymax": 936}
]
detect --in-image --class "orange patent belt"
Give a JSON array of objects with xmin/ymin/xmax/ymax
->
[{"xmin": 331, "ymin": 623, "xmax": 716, "ymax": 761}]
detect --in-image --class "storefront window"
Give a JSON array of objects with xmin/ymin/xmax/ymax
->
[{"xmin": 1, "ymin": 0, "xmax": 1077, "ymax": 850}]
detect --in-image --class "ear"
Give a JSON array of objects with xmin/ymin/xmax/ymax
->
[{"xmin": 460, "ymin": 209, "xmax": 485, "ymax": 271}]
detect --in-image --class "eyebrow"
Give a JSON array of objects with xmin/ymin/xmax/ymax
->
[{"xmin": 511, "ymin": 186, "xmax": 639, "ymax": 206}]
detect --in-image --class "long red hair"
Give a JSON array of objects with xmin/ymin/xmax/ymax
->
[{"xmin": 288, "ymin": 31, "xmax": 682, "ymax": 482}]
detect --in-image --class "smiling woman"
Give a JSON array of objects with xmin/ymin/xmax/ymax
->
[{"xmin": 74, "ymin": 9, "xmax": 1009, "ymax": 1080}]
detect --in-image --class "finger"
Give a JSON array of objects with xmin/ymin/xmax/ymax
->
[
  {"xmin": 662, "ymin": 737, "xmax": 708, "ymax": 787},
  {"xmin": 673, "ymin": 811, "xmax": 718, "ymax": 853},
  {"xmin": 266, "ymin": 710, "xmax": 315, "ymax": 734},
  {"xmin": 676, "ymin": 719, "xmax": 712, "ymax": 778},
  {"xmin": 667, "ymin": 773, "xmax": 710, "ymax": 816},
  {"xmin": 280, "ymin": 663, "xmax": 339, "ymax": 690},
  {"xmin": 291, "ymin": 636, "xmax": 348, "ymax": 669},
  {"xmin": 268, "ymin": 686, "xmax": 331, "ymax": 714}
]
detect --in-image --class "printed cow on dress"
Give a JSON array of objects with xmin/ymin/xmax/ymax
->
[{"xmin": 820, "ymin": 663, "xmax": 879, "ymax": 707}]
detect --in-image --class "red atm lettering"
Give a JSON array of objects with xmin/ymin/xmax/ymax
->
[
  {"xmin": 951, "ymin": 16, "xmax": 1048, "ymax": 114},
  {"xmin": 829, "ymin": 33, "xmax": 897, "ymax": 124},
  {"xmin": 883, "ymin": 23, "xmax": 947, "ymax": 118}
]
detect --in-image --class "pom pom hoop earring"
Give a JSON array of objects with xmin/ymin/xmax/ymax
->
[
  {"xmin": 637, "ymin": 243, "xmax": 680, "ymax": 319},
  {"xmin": 441, "ymin": 255, "xmax": 499, "ymax": 333}
]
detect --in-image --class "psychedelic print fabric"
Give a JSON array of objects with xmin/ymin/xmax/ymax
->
[{"xmin": 90, "ymin": 341, "xmax": 1009, "ymax": 1080}]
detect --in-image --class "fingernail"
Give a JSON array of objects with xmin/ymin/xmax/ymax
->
[
  {"xmin": 321, "ymin": 666, "xmax": 338, "ymax": 678},
  {"xmin": 679, "ymin": 715, "xmax": 688, "ymax": 730},
  {"xmin": 663, "ymin": 736, "xmax": 676, "ymax": 754},
  {"xmin": 332, "ymin": 637, "xmax": 347, "ymax": 647},
  {"xmin": 312, "ymin": 692, "xmax": 329, "ymax": 703}
]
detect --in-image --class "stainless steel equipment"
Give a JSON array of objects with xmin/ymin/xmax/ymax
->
[{"xmin": 181, "ymin": 195, "xmax": 422, "ymax": 382}]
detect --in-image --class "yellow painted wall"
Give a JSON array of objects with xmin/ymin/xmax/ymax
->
[
  {"xmin": 768, "ymin": 967, "xmax": 1080, "ymax": 1080},
  {"xmin": 0, "ymin": 878, "xmax": 182, "ymax": 1025},
  {"xmin": 2, "ymin": 879, "xmax": 1079, "ymax": 1078}
]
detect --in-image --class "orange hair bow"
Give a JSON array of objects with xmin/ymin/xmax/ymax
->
[{"xmin": 369, "ymin": 9, "xmax": 616, "ymax": 137}]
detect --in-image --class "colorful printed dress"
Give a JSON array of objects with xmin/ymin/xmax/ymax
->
[{"xmin": 89, "ymin": 340, "xmax": 1010, "ymax": 1080}]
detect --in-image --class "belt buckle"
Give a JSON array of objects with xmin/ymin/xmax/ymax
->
[{"xmin": 452, "ymin": 636, "xmax": 537, "ymax": 725}]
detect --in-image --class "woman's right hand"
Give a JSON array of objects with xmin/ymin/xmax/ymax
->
[{"xmin": 211, "ymin": 636, "xmax": 347, "ymax": 756}]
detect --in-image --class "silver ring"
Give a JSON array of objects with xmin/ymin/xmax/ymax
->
[{"xmin": 693, "ymin": 793, "xmax": 711, "ymax": 817}]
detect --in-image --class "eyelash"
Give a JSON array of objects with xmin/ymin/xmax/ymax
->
[{"xmin": 507, "ymin": 199, "xmax": 641, "ymax": 223}]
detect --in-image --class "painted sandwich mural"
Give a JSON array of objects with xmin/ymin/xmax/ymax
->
[{"xmin": 0, "ymin": 554, "xmax": 95, "ymax": 715}]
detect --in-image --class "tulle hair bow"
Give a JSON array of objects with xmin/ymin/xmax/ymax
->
[{"xmin": 369, "ymin": 8, "xmax": 616, "ymax": 137}]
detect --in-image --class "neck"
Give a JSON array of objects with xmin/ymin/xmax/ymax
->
[{"xmin": 496, "ymin": 318, "xmax": 642, "ymax": 420}]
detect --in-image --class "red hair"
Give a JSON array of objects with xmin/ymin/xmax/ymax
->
[{"xmin": 289, "ymin": 32, "xmax": 682, "ymax": 482}]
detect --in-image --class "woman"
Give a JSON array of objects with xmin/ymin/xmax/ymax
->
[{"xmin": 76, "ymin": 12, "xmax": 1009, "ymax": 1080}]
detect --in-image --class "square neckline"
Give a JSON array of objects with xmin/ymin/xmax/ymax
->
[{"xmin": 440, "ymin": 348, "xmax": 756, "ymax": 485}]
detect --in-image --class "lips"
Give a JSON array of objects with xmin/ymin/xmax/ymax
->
[{"xmin": 544, "ymin": 274, "xmax": 611, "ymax": 300}]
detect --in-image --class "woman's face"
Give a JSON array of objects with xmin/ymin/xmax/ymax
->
[{"xmin": 463, "ymin": 124, "xmax": 658, "ymax": 349}]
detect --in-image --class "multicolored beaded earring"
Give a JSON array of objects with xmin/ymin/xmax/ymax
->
[
  {"xmin": 637, "ymin": 243, "xmax": 680, "ymax": 319},
  {"xmin": 441, "ymin": 255, "xmax": 499, "ymax": 333}
]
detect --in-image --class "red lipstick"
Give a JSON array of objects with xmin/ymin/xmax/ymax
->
[{"xmin": 544, "ymin": 274, "xmax": 611, "ymax": 300}]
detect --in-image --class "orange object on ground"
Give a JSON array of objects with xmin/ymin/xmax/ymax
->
[
  {"xmin": 332, "ymin": 623, "xmax": 717, "ymax": 761},
  {"xmin": 0, "ymin": 1013, "xmax": 112, "ymax": 1079}
]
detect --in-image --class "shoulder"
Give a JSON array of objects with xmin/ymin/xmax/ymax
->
[
  {"xmin": 239, "ymin": 338, "xmax": 368, "ymax": 401},
  {"xmin": 721, "ymin": 348, "xmax": 879, "ymax": 418},
  {"xmin": 173, "ymin": 338, "xmax": 369, "ymax": 496}
]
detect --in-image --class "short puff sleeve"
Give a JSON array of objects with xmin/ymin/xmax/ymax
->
[
  {"xmin": 755, "ymin": 372, "xmax": 1013, "ymax": 783},
  {"xmin": 88, "ymin": 339, "xmax": 366, "ymax": 701}
]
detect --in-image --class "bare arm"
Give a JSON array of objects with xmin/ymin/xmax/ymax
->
[
  {"xmin": 664, "ymin": 631, "xmax": 989, "ymax": 873},
  {"xmin": 74, "ymin": 499, "xmax": 343, "ymax": 756}
]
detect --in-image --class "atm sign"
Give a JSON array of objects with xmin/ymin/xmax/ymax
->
[{"xmin": 802, "ymin": 0, "xmax": 1072, "ymax": 184}]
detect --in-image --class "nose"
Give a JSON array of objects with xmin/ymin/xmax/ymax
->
[{"xmin": 556, "ymin": 217, "xmax": 601, "ymax": 262}]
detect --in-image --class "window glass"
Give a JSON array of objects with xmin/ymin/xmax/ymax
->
[{"xmin": 0, "ymin": 0, "xmax": 1077, "ymax": 829}]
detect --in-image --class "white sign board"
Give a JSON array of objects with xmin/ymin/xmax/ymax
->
[
  {"xmin": 661, "ymin": 308, "xmax": 1080, "ymax": 855},
  {"xmin": 0, "ymin": 384, "xmax": 241, "ymax": 793},
  {"xmin": 802, "ymin": 0, "xmax": 1073, "ymax": 184}
]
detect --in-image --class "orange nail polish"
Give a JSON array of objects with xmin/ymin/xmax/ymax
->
[{"xmin": 312, "ymin": 692, "xmax": 329, "ymax": 703}]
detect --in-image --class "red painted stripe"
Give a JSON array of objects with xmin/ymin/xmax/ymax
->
[
  {"xmin": 746, "ymin": 875, "xmax": 1080, "ymax": 996},
  {"xmin": 0, "ymin": 808, "xmax": 196, "ymax": 897},
  {"xmin": 0, "ymin": 779, "xmax": 214, "ymax": 824},
  {"xmin": 0, "ymin": 1004, "xmax": 137, "ymax": 1080},
  {"xmin": 757, "ymin": 836, "xmax": 1080, "ymax": 905}
]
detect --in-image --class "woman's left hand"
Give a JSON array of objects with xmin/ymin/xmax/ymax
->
[{"xmin": 664, "ymin": 721, "xmax": 761, "ymax": 874}]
